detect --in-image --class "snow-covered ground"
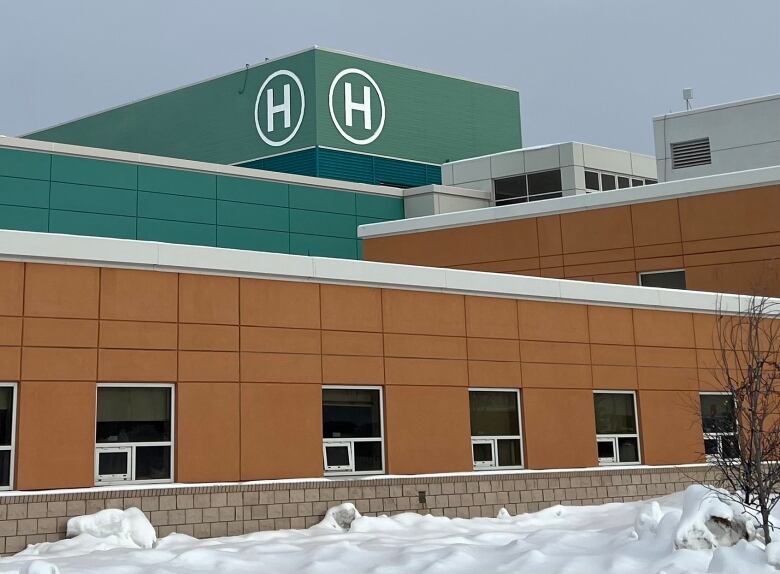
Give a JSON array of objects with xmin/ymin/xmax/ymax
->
[{"xmin": 1, "ymin": 485, "xmax": 778, "ymax": 574}]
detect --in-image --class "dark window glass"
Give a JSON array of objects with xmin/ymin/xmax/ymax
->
[
  {"xmin": 494, "ymin": 175, "xmax": 528, "ymax": 204},
  {"xmin": 618, "ymin": 438, "xmax": 639, "ymax": 462},
  {"xmin": 0, "ymin": 387, "xmax": 13, "ymax": 447},
  {"xmin": 704, "ymin": 438, "xmax": 719, "ymax": 455},
  {"xmin": 594, "ymin": 393, "xmax": 637, "ymax": 434},
  {"xmin": 597, "ymin": 440, "xmax": 615, "ymax": 459},
  {"xmin": 323, "ymin": 389, "xmax": 381, "ymax": 439},
  {"xmin": 618, "ymin": 176, "xmax": 630, "ymax": 189},
  {"xmin": 640, "ymin": 270, "xmax": 686, "ymax": 290},
  {"xmin": 0, "ymin": 451, "xmax": 10, "ymax": 487},
  {"xmin": 469, "ymin": 391, "xmax": 520, "ymax": 436},
  {"xmin": 701, "ymin": 395, "xmax": 736, "ymax": 433},
  {"xmin": 645, "ymin": 179, "xmax": 658, "ymax": 185},
  {"xmin": 631, "ymin": 179, "xmax": 644, "ymax": 187},
  {"xmin": 585, "ymin": 171, "xmax": 600, "ymax": 191},
  {"xmin": 473, "ymin": 442, "xmax": 492, "ymax": 463},
  {"xmin": 325, "ymin": 445, "xmax": 350, "ymax": 467},
  {"xmin": 135, "ymin": 445, "xmax": 171, "ymax": 480},
  {"xmin": 527, "ymin": 170, "xmax": 563, "ymax": 201},
  {"xmin": 721, "ymin": 435, "xmax": 740, "ymax": 459},
  {"xmin": 497, "ymin": 439, "xmax": 522, "ymax": 466},
  {"xmin": 601, "ymin": 174, "xmax": 616, "ymax": 191},
  {"xmin": 354, "ymin": 441, "xmax": 382, "ymax": 472},
  {"xmin": 96, "ymin": 387, "xmax": 171, "ymax": 443},
  {"xmin": 98, "ymin": 451, "xmax": 128, "ymax": 476}
]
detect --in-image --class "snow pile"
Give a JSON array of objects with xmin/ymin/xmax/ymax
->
[
  {"xmin": 0, "ymin": 485, "xmax": 778, "ymax": 573},
  {"xmin": 674, "ymin": 485, "xmax": 755, "ymax": 550}
]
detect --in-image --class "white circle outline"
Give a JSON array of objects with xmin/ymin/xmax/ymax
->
[
  {"xmin": 254, "ymin": 69, "xmax": 305, "ymax": 147},
  {"xmin": 328, "ymin": 68, "xmax": 385, "ymax": 146}
]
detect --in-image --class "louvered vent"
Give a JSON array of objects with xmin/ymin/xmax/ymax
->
[{"xmin": 671, "ymin": 138, "xmax": 712, "ymax": 169}]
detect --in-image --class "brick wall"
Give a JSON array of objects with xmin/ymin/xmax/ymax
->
[{"xmin": 0, "ymin": 465, "xmax": 714, "ymax": 555}]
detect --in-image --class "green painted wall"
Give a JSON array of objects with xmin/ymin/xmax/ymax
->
[
  {"xmin": 26, "ymin": 48, "xmax": 521, "ymax": 169},
  {"xmin": 0, "ymin": 147, "xmax": 404, "ymax": 259}
]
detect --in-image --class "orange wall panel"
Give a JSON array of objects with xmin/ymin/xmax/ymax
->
[
  {"xmin": 24, "ymin": 264, "xmax": 99, "ymax": 319},
  {"xmin": 241, "ymin": 326, "xmax": 321, "ymax": 354},
  {"xmin": 99, "ymin": 321, "xmax": 177, "ymax": 350},
  {"xmin": 467, "ymin": 338, "xmax": 520, "ymax": 362},
  {"xmin": 382, "ymin": 290, "xmax": 466, "ymax": 336},
  {"xmin": 0, "ymin": 348, "xmax": 20, "ymax": 380},
  {"xmin": 240, "ymin": 279, "xmax": 320, "ymax": 329},
  {"xmin": 178, "ymin": 324, "xmax": 239, "ymax": 352},
  {"xmin": 97, "ymin": 349, "xmax": 176, "ymax": 382},
  {"xmin": 321, "ymin": 285, "xmax": 382, "ymax": 332},
  {"xmin": 240, "ymin": 383, "xmax": 322, "ymax": 480},
  {"xmin": 0, "ymin": 262, "xmax": 23, "ymax": 316},
  {"xmin": 384, "ymin": 357, "xmax": 468, "ymax": 386},
  {"xmin": 464, "ymin": 296, "xmax": 518, "ymax": 339},
  {"xmin": 178, "ymin": 351, "xmax": 239, "ymax": 382},
  {"xmin": 178, "ymin": 274, "xmax": 238, "ymax": 325},
  {"xmin": 468, "ymin": 361, "xmax": 522, "ymax": 388},
  {"xmin": 523, "ymin": 388, "xmax": 597, "ymax": 469},
  {"xmin": 22, "ymin": 348, "xmax": 96, "ymax": 381},
  {"xmin": 322, "ymin": 331, "xmax": 383, "ymax": 357},
  {"xmin": 633, "ymin": 310, "xmax": 695, "ymax": 348},
  {"xmin": 22, "ymin": 318, "xmax": 97, "ymax": 348},
  {"xmin": 176, "ymin": 383, "xmax": 240, "ymax": 482},
  {"xmin": 561, "ymin": 206, "xmax": 633, "ymax": 254},
  {"xmin": 240, "ymin": 352, "xmax": 321, "ymax": 384},
  {"xmin": 0, "ymin": 317, "xmax": 22, "ymax": 346},
  {"xmin": 100, "ymin": 268, "xmax": 177, "ymax": 322},
  {"xmin": 16, "ymin": 381, "xmax": 95, "ymax": 489},
  {"xmin": 631, "ymin": 200, "xmax": 682, "ymax": 247},
  {"xmin": 384, "ymin": 334, "xmax": 467, "ymax": 359},
  {"xmin": 518, "ymin": 301, "xmax": 589, "ymax": 343},
  {"xmin": 639, "ymin": 390, "xmax": 704, "ymax": 465},
  {"xmin": 322, "ymin": 355, "xmax": 385, "ymax": 385},
  {"xmin": 385, "ymin": 385, "xmax": 472, "ymax": 474},
  {"xmin": 521, "ymin": 363, "xmax": 592, "ymax": 389}
]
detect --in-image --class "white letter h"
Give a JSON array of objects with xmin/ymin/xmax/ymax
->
[
  {"xmin": 345, "ymin": 82, "xmax": 371, "ymax": 130},
  {"xmin": 267, "ymin": 84, "xmax": 291, "ymax": 133}
]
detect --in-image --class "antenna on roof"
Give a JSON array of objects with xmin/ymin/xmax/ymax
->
[
  {"xmin": 683, "ymin": 88, "xmax": 693, "ymax": 111},
  {"xmin": 238, "ymin": 64, "xmax": 250, "ymax": 95}
]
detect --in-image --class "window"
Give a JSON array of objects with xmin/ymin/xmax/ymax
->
[
  {"xmin": 0, "ymin": 384, "xmax": 16, "ymax": 490},
  {"xmin": 527, "ymin": 170, "xmax": 563, "ymax": 202},
  {"xmin": 600, "ymin": 174, "xmax": 616, "ymax": 191},
  {"xmin": 671, "ymin": 138, "xmax": 711, "ymax": 169},
  {"xmin": 322, "ymin": 387, "xmax": 384, "ymax": 475},
  {"xmin": 585, "ymin": 170, "xmax": 600, "ymax": 191},
  {"xmin": 494, "ymin": 175, "xmax": 528, "ymax": 205},
  {"xmin": 631, "ymin": 179, "xmax": 644, "ymax": 187},
  {"xmin": 639, "ymin": 270, "xmax": 686, "ymax": 290},
  {"xmin": 95, "ymin": 385, "xmax": 173, "ymax": 485},
  {"xmin": 469, "ymin": 389, "xmax": 523, "ymax": 469},
  {"xmin": 700, "ymin": 393, "xmax": 739, "ymax": 460},
  {"xmin": 645, "ymin": 179, "xmax": 658, "ymax": 185},
  {"xmin": 594, "ymin": 392, "xmax": 640, "ymax": 465},
  {"xmin": 617, "ymin": 176, "xmax": 630, "ymax": 189}
]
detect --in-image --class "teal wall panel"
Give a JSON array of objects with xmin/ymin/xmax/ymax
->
[
  {"xmin": 138, "ymin": 191, "xmax": 215, "ymax": 224},
  {"xmin": 50, "ymin": 182, "xmax": 136, "ymax": 216},
  {"xmin": 139, "ymin": 166, "xmax": 216, "ymax": 199},
  {"xmin": 0, "ymin": 147, "xmax": 406, "ymax": 260},
  {"xmin": 217, "ymin": 201, "xmax": 289, "ymax": 232},
  {"xmin": 51, "ymin": 155, "xmax": 137, "ymax": 189},
  {"xmin": 216, "ymin": 176, "xmax": 288, "ymax": 207},
  {"xmin": 290, "ymin": 209, "xmax": 356, "ymax": 239},
  {"xmin": 217, "ymin": 226, "xmax": 290, "ymax": 253},
  {"xmin": 0, "ymin": 176, "xmax": 50, "ymax": 208},
  {"xmin": 137, "ymin": 218, "xmax": 216, "ymax": 246},
  {"xmin": 0, "ymin": 205, "xmax": 48, "ymax": 232},
  {"xmin": 290, "ymin": 234, "xmax": 357, "ymax": 259},
  {"xmin": 355, "ymin": 193, "xmax": 403, "ymax": 219},
  {"xmin": 0, "ymin": 149, "xmax": 50, "ymax": 180},
  {"xmin": 290, "ymin": 185, "xmax": 355, "ymax": 215},
  {"xmin": 50, "ymin": 210, "xmax": 136, "ymax": 240}
]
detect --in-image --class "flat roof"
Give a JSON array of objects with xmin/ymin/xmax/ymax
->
[
  {"xmin": 0, "ymin": 229, "xmax": 763, "ymax": 316},
  {"xmin": 358, "ymin": 164, "xmax": 780, "ymax": 238},
  {"xmin": 652, "ymin": 92, "xmax": 780, "ymax": 121},
  {"xmin": 0, "ymin": 136, "xmax": 404, "ymax": 197},
  {"xmin": 444, "ymin": 141, "xmax": 655, "ymax": 166}
]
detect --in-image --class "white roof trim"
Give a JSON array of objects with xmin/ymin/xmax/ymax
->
[
  {"xmin": 652, "ymin": 92, "xmax": 780, "ymax": 121},
  {"xmin": 0, "ymin": 136, "xmax": 404, "ymax": 197},
  {"xmin": 358, "ymin": 164, "xmax": 780, "ymax": 238},
  {"xmin": 0, "ymin": 229, "xmax": 767, "ymax": 316}
]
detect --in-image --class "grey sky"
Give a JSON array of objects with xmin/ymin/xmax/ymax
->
[{"xmin": 1, "ymin": 0, "xmax": 778, "ymax": 154}]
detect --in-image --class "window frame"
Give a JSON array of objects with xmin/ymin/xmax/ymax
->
[
  {"xmin": 700, "ymin": 391, "xmax": 739, "ymax": 462},
  {"xmin": 322, "ymin": 385, "xmax": 385, "ymax": 477},
  {"xmin": 593, "ymin": 390, "xmax": 642, "ymax": 466},
  {"xmin": 0, "ymin": 383, "xmax": 17, "ymax": 491},
  {"xmin": 94, "ymin": 383, "xmax": 175, "ymax": 486},
  {"xmin": 638, "ymin": 269, "xmax": 687, "ymax": 290},
  {"xmin": 468, "ymin": 388, "xmax": 524, "ymax": 471}
]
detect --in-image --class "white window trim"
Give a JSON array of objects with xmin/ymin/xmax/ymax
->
[
  {"xmin": 638, "ymin": 269, "xmax": 686, "ymax": 287},
  {"xmin": 469, "ymin": 388, "xmax": 524, "ymax": 471},
  {"xmin": 0, "ymin": 383, "xmax": 17, "ymax": 491},
  {"xmin": 95, "ymin": 383, "xmax": 175, "ymax": 486},
  {"xmin": 594, "ymin": 390, "xmax": 642, "ymax": 466},
  {"xmin": 322, "ymin": 385, "xmax": 385, "ymax": 477},
  {"xmin": 583, "ymin": 168, "xmax": 654, "ymax": 193},
  {"xmin": 700, "ymin": 391, "xmax": 739, "ymax": 462}
]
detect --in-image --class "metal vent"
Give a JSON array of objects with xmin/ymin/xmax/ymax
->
[{"xmin": 671, "ymin": 138, "xmax": 711, "ymax": 169}]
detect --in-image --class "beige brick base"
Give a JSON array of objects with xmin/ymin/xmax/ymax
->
[{"xmin": 0, "ymin": 465, "xmax": 714, "ymax": 555}]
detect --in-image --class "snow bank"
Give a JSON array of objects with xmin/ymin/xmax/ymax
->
[
  {"xmin": 313, "ymin": 502, "xmax": 362, "ymax": 531},
  {"xmin": 674, "ymin": 485, "xmax": 755, "ymax": 550},
  {"xmin": 66, "ymin": 507, "xmax": 156, "ymax": 549}
]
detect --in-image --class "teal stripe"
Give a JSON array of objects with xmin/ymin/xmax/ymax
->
[{"xmin": 50, "ymin": 210, "xmax": 136, "ymax": 239}]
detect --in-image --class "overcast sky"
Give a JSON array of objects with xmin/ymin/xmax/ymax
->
[{"xmin": 1, "ymin": 0, "xmax": 778, "ymax": 154}]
